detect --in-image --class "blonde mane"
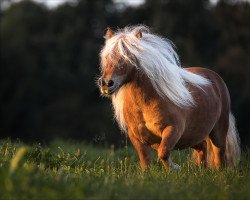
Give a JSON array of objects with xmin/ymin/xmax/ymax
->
[
  {"xmin": 112, "ymin": 86, "xmax": 126, "ymax": 132},
  {"xmin": 101, "ymin": 25, "xmax": 210, "ymax": 108}
]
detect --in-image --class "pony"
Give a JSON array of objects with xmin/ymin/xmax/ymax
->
[{"xmin": 98, "ymin": 25, "xmax": 240, "ymax": 171}]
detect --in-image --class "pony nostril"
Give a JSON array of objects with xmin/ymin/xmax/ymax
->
[{"xmin": 108, "ymin": 80, "xmax": 114, "ymax": 87}]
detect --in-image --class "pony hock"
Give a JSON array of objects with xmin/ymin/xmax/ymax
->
[{"xmin": 98, "ymin": 25, "xmax": 241, "ymax": 171}]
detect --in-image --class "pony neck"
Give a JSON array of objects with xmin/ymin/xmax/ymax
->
[{"xmin": 129, "ymin": 70, "xmax": 157, "ymax": 97}]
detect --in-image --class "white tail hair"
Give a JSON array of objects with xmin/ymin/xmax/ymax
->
[
  {"xmin": 100, "ymin": 25, "xmax": 210, "ymax": 107},
  {"xmin": 225, "ymin": 112, "xmax": 241, "ymax": 167}
]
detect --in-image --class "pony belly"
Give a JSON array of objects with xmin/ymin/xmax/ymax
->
[
  {"xmin": 174, "ymin": 139, "xmax": 200, "ymax": 150},
  {"xmin": 175, "ymin": 126, "xmax": 212, "ymax": 149}
]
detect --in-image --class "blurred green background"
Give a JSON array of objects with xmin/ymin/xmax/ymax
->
[{"xmin": 0, "ymin": 0, "xmax": 249, "ymax": 147}]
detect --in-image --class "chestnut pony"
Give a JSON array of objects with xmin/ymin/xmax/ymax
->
[{"xmin": 98, "ymin": 25, "xmax": 240, "ymax": 170}]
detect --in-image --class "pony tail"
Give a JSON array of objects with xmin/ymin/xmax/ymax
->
[{"xmin": 225, "ymin": 112, "xmax": 241, "ymax": 167}]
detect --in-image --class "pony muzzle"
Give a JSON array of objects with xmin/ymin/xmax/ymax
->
[
  {"xmin": 101, "ymin": 87, "xmax": 109, "ymax": 95},
  {"xmin": 99, "ymin": 77, "xmax": 119, "ymax": 95},
  {"xmin": 100, "ymin": 86, "xmax": 118, "ymax": 95}
]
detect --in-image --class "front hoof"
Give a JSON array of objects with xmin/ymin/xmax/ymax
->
[{"xmin": 171, "ymin": 163, "xmax": 180, "ymax": 172}]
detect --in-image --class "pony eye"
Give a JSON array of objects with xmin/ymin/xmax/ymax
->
[{"xmin": 119, "ymin": 65, "xmax": 125, "ymax": 70}]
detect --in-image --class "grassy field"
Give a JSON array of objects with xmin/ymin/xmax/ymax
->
[{"xmin": 0, "ymin": 139, "xmax": 249, "ymax": 200}]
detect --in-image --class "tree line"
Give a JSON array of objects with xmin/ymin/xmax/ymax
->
[{"xmin": 0, "ymin": 0, "xmax": 250, "ymax": 147}]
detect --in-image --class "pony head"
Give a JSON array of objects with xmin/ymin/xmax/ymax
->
[
  {"xmin": 98, "ymin": 25, "xmax": 210, "ymax": 107},
  {"xmin": 98, "ymin": 27, "xmax": 143, "ymax": 96}
]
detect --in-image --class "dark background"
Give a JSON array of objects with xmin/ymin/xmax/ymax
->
[{"xmin": 0, "ymin": 0, "xmax": 249, "ymax": 147}]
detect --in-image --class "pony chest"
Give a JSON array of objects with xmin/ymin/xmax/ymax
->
[{"xmin": 123, "ymin": 99, "xmax": 164, "ymax": 143}]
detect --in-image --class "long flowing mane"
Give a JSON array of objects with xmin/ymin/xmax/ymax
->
[{"xmin": 100, "ymin": 25, "xmax": 210, "ymax": 107}]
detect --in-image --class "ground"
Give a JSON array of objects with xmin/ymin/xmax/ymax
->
[{"xmin": 0, "ymin": 139, "xmax": 249, "ymax": 200}]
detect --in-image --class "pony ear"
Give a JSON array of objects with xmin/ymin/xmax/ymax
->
[
  {"xmin": 135, "ymin": 31, "xmax": 142, "ymax": 39},
  {"xmin": 104, "ymin": 27, "xmax": 114, "ymax": 40}
]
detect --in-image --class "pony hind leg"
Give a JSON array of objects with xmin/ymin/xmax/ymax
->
[
  {"xmin": 209, "ymin": 127, "xmax": 227, "ymax": 169},
  {"xmin": 192, "ymin": 140, "xmax": 208, "ymax": 168},
  {"xmin": 210, "ymin": 113, "xmax": 241, "ymax": 169}
]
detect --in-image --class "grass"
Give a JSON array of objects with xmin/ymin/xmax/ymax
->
[{"xmin": 0, "ymin": 139, "xmax": 249, "ymax": 200}]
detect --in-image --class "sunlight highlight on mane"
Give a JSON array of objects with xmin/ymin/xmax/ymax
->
[{"xmin": 101, "ymin": 25, "xmax": 211, "ymax": 107}]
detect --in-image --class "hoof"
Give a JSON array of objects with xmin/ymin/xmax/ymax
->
[{"xmin": 170, "ymin": 162, "xmax": 180, "ymax": 172}]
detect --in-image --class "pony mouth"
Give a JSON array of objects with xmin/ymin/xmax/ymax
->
[{"xmin": 101, "ymin": 85, "xmax": 120, "ymax": 96}]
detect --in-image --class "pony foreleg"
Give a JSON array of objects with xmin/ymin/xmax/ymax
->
[
  {"xmin": 128, "ymin": 131, "xmax": 151, "ymax": 170},
  {"xmin": 158, "ymin": 126, "xmax": 181, "ymax": 171}
]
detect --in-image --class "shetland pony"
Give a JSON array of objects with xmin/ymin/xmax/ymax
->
[{"xmin": 98, "ymin": 25, "xmax": 240, "ymax": 170}]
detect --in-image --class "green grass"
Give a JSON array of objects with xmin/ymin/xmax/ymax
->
[{"xmin": 0, "ymin": 139, "xmax": 249, "ymax": 200}]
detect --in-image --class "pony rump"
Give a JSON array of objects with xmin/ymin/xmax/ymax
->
[{"xmin": 100, "ymin": 25, "xmax": 211, "ymax": 107}]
